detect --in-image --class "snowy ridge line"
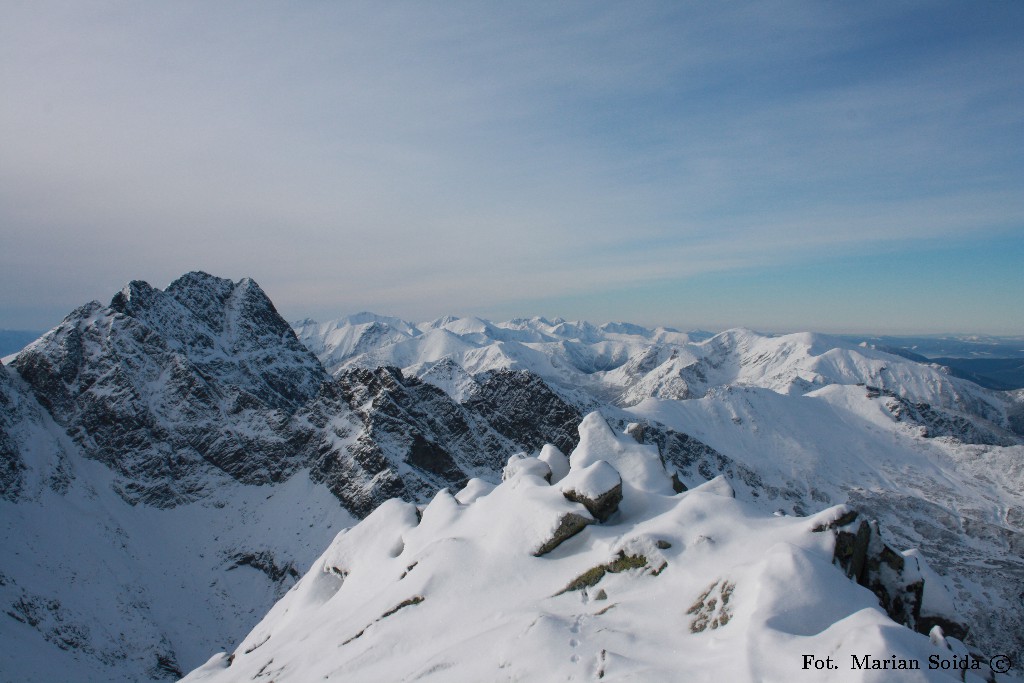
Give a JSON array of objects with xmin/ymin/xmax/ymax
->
[
  {"xmin": 184, "ymin": 414, "xmax": 995, "ymax": 683},
  {"xmin": 295, "ymin": 313, "xmax": 1022, "ymax": 441}
]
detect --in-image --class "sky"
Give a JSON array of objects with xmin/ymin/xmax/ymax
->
[{"xmin": 1, "ymin": 1, "xmax": 1022, "ymax": 335}]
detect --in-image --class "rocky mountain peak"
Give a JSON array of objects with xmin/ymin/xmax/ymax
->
[
  {"xmin": 9, "ymin": 273, "xmax": 329, "ymax": 504},
  {"xmin": 110, "ymin": 279, "xmax": 159, "ymax": 313}
]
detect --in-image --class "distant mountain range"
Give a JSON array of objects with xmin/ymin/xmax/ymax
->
[
  {"xmin": 2, "ymin": 273, "xmax": 1022, "ymax": 681},
  {"xmin": 834, "ymin": 334, "xmax": 1024, "ymax": 390},
  {"xmin": 834, "ymin": 333, "xmax": 1024, "ymax": 360}
]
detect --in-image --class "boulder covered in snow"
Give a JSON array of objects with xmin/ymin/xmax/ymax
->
[
  {"xmin": 559, "ymin": 460, "xmax": 623, "ymax": 522},
  {"xmin": 502, "ymin": 452, "xmax": 552, "ymax": 483},
  {"xmin": 537, "ymin": 443, "xmax": 570, "ymax": 483}
]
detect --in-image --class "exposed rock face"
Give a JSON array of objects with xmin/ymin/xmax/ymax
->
[
  {"xmin": 463, "ymin": 369, "xmax": 582, "ymax": 456},
  {"xmin": 0, "ymin": 366, "xmax": 25, "ymax": 500},
  {"xmin": 624, "ymin": 422, "xmax": 645, "ymax": 443},
  {"xmin": 296, "ymin": 378, "xmax": 409, "ymax": 518},
  {"xmin": 865, "ymin": 385, "xmax": 1014, "ymax": 445},
  {"xmin": 11, "ymin": 273, "xmax": 327, "ymax": 505},
  {"xmin": 532, "ymin": 511, "xmax": 593, "ymax": 556},
  {"xmin": 303, "ymin": 365, "xmax": 581, "ymax": 516},
  {"xmin": 556, "ymin": 551, "xmax": 650, "ymax": 595},
  {"xmin": 0, "ymin": 363, "xmax": 73, "ymax": 503},
  {"xmin": 0, "ymin": 434, "xmax": 21, "ymax": 501},
  {"xmin": 820, "ymin": 508, "xmax": 968, "ymax": 640},
  {"xmin": 844, "ymin": 487, "xmax": 1024, "ymax": 667},
  {"xmin": 225, "ymin": 551, "xmax": 301, "ymax": 584},
  {"xmin": 7, "ymin": 274, "xmax": 585, "ymax": 515}
]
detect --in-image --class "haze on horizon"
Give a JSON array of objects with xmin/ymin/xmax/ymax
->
[{"xmin": 2, "ymin": 2, "xmax": 1022, "ymax": 335}]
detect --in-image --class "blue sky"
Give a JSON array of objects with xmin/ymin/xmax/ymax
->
[{"xmin": 1, "ymin": 1, "xmax": 1022, "ymax": 334}]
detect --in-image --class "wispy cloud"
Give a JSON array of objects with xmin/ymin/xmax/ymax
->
[{"xmin": 1, "ymin": 1, "xmax": 1021, "ymax": 331}]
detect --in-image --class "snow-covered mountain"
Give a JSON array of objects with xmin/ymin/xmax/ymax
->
[
  {"xmin": 184, "ymin": 414, "xmax": 989, "ymax": 682},
  {"xmin": 0, "ymin": 275, "xmax": 588, "ymax": 681},
  {"xmin": 294, "ymin": 314, "xmax": 704, "ymax": 401},
  {"xmin": 296, "ymin": 313, "xmax": 1024, "ymax": 670},
  {"xmin": 2, "ymin": 276, "xmax": 1022, "ymax": 681},
  {"xmin": 295, "ymin": 315, "xmax": 1019, "ymax": 439},
  {"xmin": 0, "ymin": 368, "xmax": 353, "ymax": 680}
]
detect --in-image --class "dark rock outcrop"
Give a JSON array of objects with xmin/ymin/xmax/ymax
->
[
  {"xmin": 868, "ymin": 386, "xmax": 1012, "ymax": 445},
  {"xmin": 463, "ymin": 369, "xmax": 582, "ymax": 455},
  {"xmin": 533, "ymin": 511, "xmax": 593, "ymax": 557},
  {"xmin": 225, "ymin": 551, "xmax": 301, "ymax": 586},
  {"xmin": 556, "ymin": 551, "xmax": 650, "ymax": 594},
  {"xmin": 0, "ymin": 363, "xmax": 74, "ymax": 501},
  {"xmin": 305, "ymin": 366, "xmax": 583, "ymax": 516},
  {"xmin": 821, "ymin": 509, "xmax": 969, "ymax": 640},
  {"xmin": 0, "ymin": 368, "xmax": 25, "ymax": 501}
]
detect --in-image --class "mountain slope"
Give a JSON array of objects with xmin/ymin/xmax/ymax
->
[
  {"xmin": 1, "ymin": 275, "xmax": 593, "ymax": 681},
  {"xmin": 295, "ymin": 313, "xmax": 1024, "ymax": 667},
  {"xmin": 298, "ymin": 316, "xmax": 1020, "ymax": 442},
  {"xmin": 11, "ymin": 273, "xmax": 328, "ymax": 505},
  {"xmin": 184, "ymin": 415, "xmax": 984, "ymax": 683},
  {"xmin": 1, "ymin": 354, "xmax": 357, "ymax": 682}
]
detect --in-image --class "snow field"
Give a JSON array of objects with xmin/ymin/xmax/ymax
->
[{"xmin": 185, "ymin": 414, "xmax": 975, "ymax": 682}]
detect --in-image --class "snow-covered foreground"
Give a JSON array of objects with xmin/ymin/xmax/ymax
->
[
  {"xmin": 185, "ymin": 414, "xmax": 994, "ymax": 683},
  {"xmin": 624, "ymin": 383, "xmax": 1024, "ymax": 652}
]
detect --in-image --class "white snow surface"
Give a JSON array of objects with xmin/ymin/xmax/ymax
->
[
  {"xmin": 294, "ymin": 316, "xmax": 1014, "ymax": 430},
  {"xmin": 559, "ymin": 460, "xmax": 621, "ymax": 500},
  {"xmin": 538, "ymin": 443, "xmax": 570, "ymax": 484},
  {"xmin": 184, "ymin": 414, "xmax": 979, "ymax": 683}
]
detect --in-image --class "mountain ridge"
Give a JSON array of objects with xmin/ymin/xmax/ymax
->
[
  {"xmin": 2, "ymin": 273, "xmax": 620, "ymax": 681},
  {"xmin": 2, "ymin": 273, "xmax": 1022, "ymax": 681},
  {"xmin": 183, "ymin": 414, "xmax": 983, "ymax": 683}
]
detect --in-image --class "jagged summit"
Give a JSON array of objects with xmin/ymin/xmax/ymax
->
[
  {"xmin": 185, "ymin": 414, "xmax": 975, "ymax": 683},
  {"xmin": 5, "ymin": 275, "xmax": 594, "ymax": 515},
  {"xmin": 10, "ymin": 272, "xmax": 327, "ymax": 504}
]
